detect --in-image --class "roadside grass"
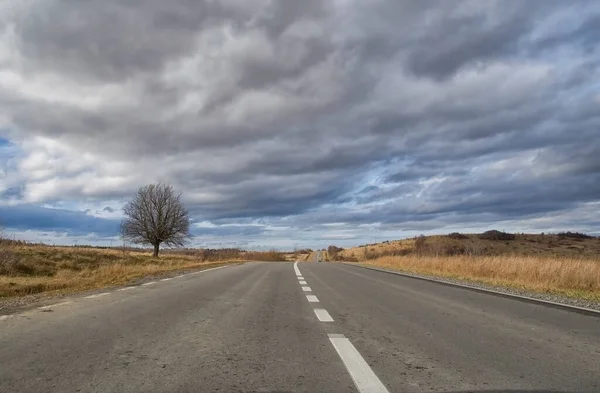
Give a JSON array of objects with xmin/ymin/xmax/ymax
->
[
  {"xmin": 360, "ymin": 255, "xmax": 600, "ymax": 301},
  {"xmin": 0, "ymin": 243, "xmax": 248, "ymax": 298},
  {"xmin": 337, "ymin": 233, "xmax": 600, "ymax": 261}
]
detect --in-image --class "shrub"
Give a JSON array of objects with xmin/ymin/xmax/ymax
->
[
  {"xmin": 243, "ymin": 250, "xmax": 286, "ymax": 261},
  {"xmin": 448, "ymin": 232, "xmax": 468, "ymax": 239},
  {"xmin": 327, "ymin": 245, "xmax": 344, "ymax": 260},
  {"xmin": 414, "ymin": 235, "xmax": 427, "ymax": 254},
  {"xmin": 479, "ymin": 230, "xmax": 516, "ymax": 241},
  {"xmin": 0, "ymin": 242, "xmax": 33, "ymax": 275},
  {"xmin": 557, "ymin": 231, "xmax": 593, "ymax": 239}
]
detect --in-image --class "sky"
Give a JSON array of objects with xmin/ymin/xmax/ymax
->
[{"xmin": 0, "ymin": 0, "xmax": 599, "ymax": 250}]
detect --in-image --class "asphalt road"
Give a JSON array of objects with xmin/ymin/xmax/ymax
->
[{"xmin": 1, "ymin": 262, "xmax": 599, "ymax": 393}]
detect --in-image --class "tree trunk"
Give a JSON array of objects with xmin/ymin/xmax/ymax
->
[{"xmin": 153, "ymin": 243, "xmax": 160, "ymax": 258}]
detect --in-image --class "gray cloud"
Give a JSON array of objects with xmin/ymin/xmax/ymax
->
[{"xmin": 1, "ymin": 0, "xmax": 599, "ymax": 247}]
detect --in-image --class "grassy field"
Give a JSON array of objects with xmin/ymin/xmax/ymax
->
[
  {"xmin": 0, "ymin": 242, "xmax": 287, "ymax": 298},
  {"xmin": 360, "ymin": 254, "xmax": 600, "ymax": 301},
  {"xmin": 327, "ymin": 231, "xmax": 600, "ymax": 301},
  {"xmin": 335, "ymin": 232, "xmax": 600, "ymax": 261}
]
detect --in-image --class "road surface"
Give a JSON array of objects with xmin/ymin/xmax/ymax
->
[{"xmin": 1, "ymin": 262, "xmax": 599, "ymax": 392}]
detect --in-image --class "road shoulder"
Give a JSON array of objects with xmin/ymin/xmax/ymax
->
[{"xmin": 342, "ymin": 262, "xmax": 600, "ymax": 315}]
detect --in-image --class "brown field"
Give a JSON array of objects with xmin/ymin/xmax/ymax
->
[
  {"xmin": 0, "ymin": 242, "xmax": 287, "ymax": 298},
  {"xmin": 327, "ymin": 232, "xmax": 600, "ymax": 301},
  {"xmin": 360, "ymin": 255, "xmax": 600, "ymax": 301},
  {"xmin": 334, "ymin": 233, "xmax": 600, "ymax": 261}
]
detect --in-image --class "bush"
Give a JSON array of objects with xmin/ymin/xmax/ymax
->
[
  {"xmin": 448, "ymin": 232, "xmax": 468, "ymax": 239},
  {"xmin": 557, "ymin": 231, "xmax": 593, "ymax": 239},
  {"xmin": 0, "ymin": 243, "xmax": 33, "ymax": 275},
  {"xmin": 414, "ymin": 235, "xmax": 427, "ymax": 254},
  {"xmin": 243, "ymin": 250, "xmax": 286, "ymax": 261},
  {"xmin": 478, "ymin": 230, "xmax": 516, "ymax": 241},
  {"xmin": 164, "ymin": 248, "xmax": 243, "ymax": 261},
  {"xmin": 327, "ymin": 245, "xmax": 344, "ymax": 260}
]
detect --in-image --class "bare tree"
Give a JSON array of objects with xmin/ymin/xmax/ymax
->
[{"xmin": 121, "ymin": 184, "xmax": 191, "ymax": 257}]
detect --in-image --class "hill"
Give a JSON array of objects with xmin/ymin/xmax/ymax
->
[
  {"xmin": 331, "ymin": 231, "xmax": 600, "ymax": 261},
  {"xmin": 326, "ymin": 231, "xmax": 600, "ymax": 302}
]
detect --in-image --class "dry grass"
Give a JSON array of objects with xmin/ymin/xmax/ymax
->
[
  {"xmin": 337, "ymin": 233, "xmax": 600, "ymax": 261},
  {"xmin": 362, "ymin": 254, "xmax": 600, "ymax": 301},
  {"xmin": 337, "ymin": 239, "xmax": 414, "ymax": 261},
  {"xmin": 163, "ymin": 248, "xmax": 288, "ymax": 262},
  {"xmin": 0, "ymin": 241, "xmax": 296, "ymax": 298},
  {"xmin": 0, "ymin": 243, "xmax": 249, "ymax": 298}
]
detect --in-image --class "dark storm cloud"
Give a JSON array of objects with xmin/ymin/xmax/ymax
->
[
  {"xmin": 1, "ymin": 0, "xmax": 600, "ymax": 244},
  {"xmin": 0, "ymin": 205, "xmax": 119, "ymax": 236},
  {"xmin": 191, "ymin": 225, "xmax": 264, "ymax": 237}
]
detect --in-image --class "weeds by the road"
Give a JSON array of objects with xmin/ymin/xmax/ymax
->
[
  {"xmin": 162, "ymin": 248, "xmax": 288, "ymax": 261},
  {"xmin": 0, "ymin": 241, "xmax": 295, "ymax": 298},
  {"xmin": 0, "ymin": 244, "xmax": 241, "ymax": 298},
  {"xmin": 361, "ymin": 255, "xmax": 600, "ymax": 301},
  {"xmin": 335, "ymin": 232, "xmax": 600, "ymax": 261},
  {"xmin": 0, "ymin": 239, "xmax": 296, "ymax": 298}
]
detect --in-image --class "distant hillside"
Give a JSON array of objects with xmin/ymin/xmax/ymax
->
[{"xmin": 330, "ymin": 231, "xmax": 600, "ymax": 261}]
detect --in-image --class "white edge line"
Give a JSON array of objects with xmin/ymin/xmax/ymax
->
[
  {"xmin": 199, "ymin": 266, "xmax": 228, "ymax": 273},
  {"xmin": 84, "ymin": 292, "xmax": 110, "ymax": 299},
  {"xmin": 171, "ymin": 265, "xmax": 229, "ymax": 280},
  {"xmin": 0, "ymin": 315, "xmax": 14, "ymax": 321},
  {"xmin": 302, "ymin": 286, "xmax": 312, "ymax": 292},
  {"xmin": 142, "ymin": 281, "xmax": 157, "ymax": 286},
  {"xmin": 306, "ymin": 295, "xmax": 319, "ymax": 303},
  {"xmin": 190, "ymin": 265, "xmax": 229, "ymax": 275},
  {"xmin": 118, "ymin": 286, "xmax": 136, "ymax": 291},
  {"xmin": 39, "ymin": 301, "xmax": 71, "ymax": 310},
  {"xmin": 328, "ymin": 334, "xmax": 390, "ymax": 393},
  {"xmin": 344, "ymin": 263, "xmax": 600, "ymax": 316},
  {"xmin": 160, "ymin": 278, "xmax": 172, "ymax": 281},
  {"xmin": 313, "ymin": 308, "xmax": 334, "ymax": 322}
]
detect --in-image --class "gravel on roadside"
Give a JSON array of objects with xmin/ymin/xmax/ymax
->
[{"xmin": 350, "ymin": 262, "xmax": 600, "ymax": 312}]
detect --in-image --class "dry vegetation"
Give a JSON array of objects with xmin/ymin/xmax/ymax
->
[
  {"xmin": 361, "ymin": 255, "xmax": 600, "ymax": 301},
  {"xmin": 162, "ymin": 247, "xmax": 287, "ymax": 262},
  {"xmin": 328, "ymin": 231, "xmax": 600, "ymax": 301},
  {"xmin": 334, "ymin": 231, "xmax": 600, "ymax": 261},
  {"xmin": 0, "ymin": 240, "xmax": 288, "ymax": 298}
]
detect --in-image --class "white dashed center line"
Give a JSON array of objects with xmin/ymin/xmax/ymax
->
[
  {"xmin": 294, "ymin": 261, "xmax": 302, "ymax": 276},
  {"xmin": 294, "ymin": 262, "xmax": 388, "ymax": 392},
  {"xmin": 84, "ymin": 292, "xmax": 110, "ymax": 299},
  {"xmin": 314, "ymin": 308, "xmax": 334, "ymax": 322},
  {"xmin": 306, "ymin": 295, "xmax": 319, "ymax": 303},
  {"xmin": 328, "ymin": 334, "xmax": 390, "ymax": 393}
]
